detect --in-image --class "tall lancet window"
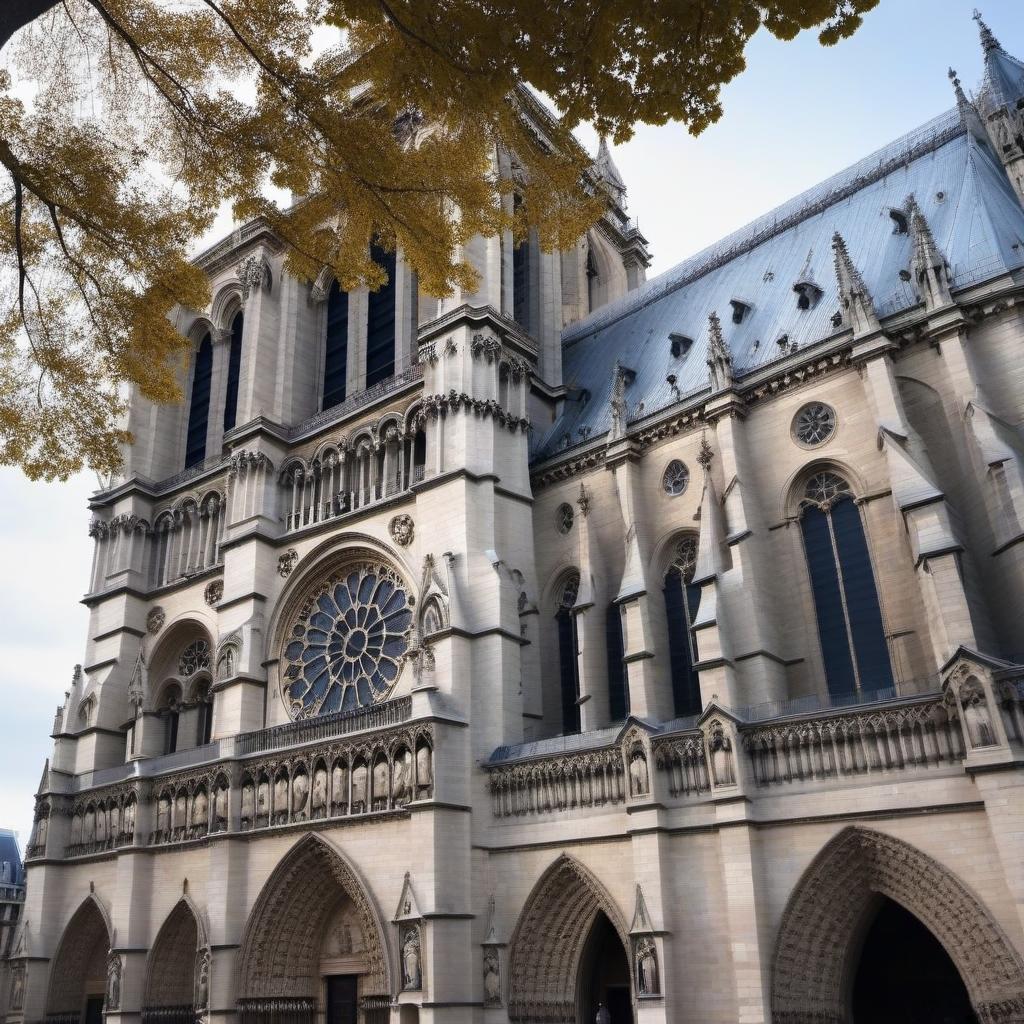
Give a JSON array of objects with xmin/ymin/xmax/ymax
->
[
  {"xmin": 664, "ymin": 535, "xmax": 702, "ymax": 717},
  {"xmin": 184, "ymin": 332, "xmax": 213, "ymax": 468},
  {"xmin": 366, "ymin": 244, "xmax": 396, "ymax": 388},
  {"xmin": 223, "ymin": 311, "xmax": 244, "ymax": 432},
  {"xmin": 513, "ymin": 194, "xmax": 531, "ymax": 330},
  {"xmin": 606, "ymin": 603, "xmax": 629, "ymax": 722},
  {"xmin": 799, "ymin": 471, "xmax": 894, "ymax": 697},
  {"xmin": 556, "ymin": 572, "xmax": 581, "ymax": 735},
  {"xmin": 323, "ymin": 279, "xmax": 349, "ymax": 409}
]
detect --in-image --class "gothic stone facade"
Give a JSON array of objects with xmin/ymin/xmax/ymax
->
[{"xmin": 10, "ymin": 18, "xmax": 1024, "ymax": 1024}]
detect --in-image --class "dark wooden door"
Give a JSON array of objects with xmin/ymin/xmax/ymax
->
[
  {"xmin": 605, "ymin": 987, "xmax": 633, "ymax": 1024},
  {"xmin": 83, "ymin": 996, "xmax": 105, "ymax": 1024},
  {"xmin": 326, "ymin": 976, "xmax": 359, "ymax": 1024}
]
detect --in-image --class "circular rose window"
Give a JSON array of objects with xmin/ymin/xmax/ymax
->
[
  {"xmin": 793, "ymin": 402, "xmax": 836, "ymax": 447},
  {"xmin": 281, "ymin": 562, "xmax": 412, "ymax": 718}
]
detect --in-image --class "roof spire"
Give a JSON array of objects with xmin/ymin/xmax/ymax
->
[
  {"xmin": 906, "ymin": 195, "xmax": 952, "ymax": 311},
  {"xmin": 706, "ymin": 312, "xmax": 735, "ymax": 392},
  {"xmin": 949, "ymin": 66, "xmax": 989, "ymax": 139},
  {"xmin": 973, "ymin": 9, "xmax": 1001, "ymax": 53},
  {"xmin": 594, "ymin": 136, "xmax": 627, "ymax": 207},
  {"xmin": 831, "ymin": 232, "xmax": 880, "ymax": 337}
]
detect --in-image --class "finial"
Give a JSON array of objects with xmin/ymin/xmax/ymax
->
[
  {"xmin": 973, "ymin": 10, "xmax": 1001, "ymax": 53},
  {"xmin": 706, "ymin": 312, "xmax": 735, "ymax": 392},
  {"xmin": 696, "ymin": 433, "xmax": 714, "ymax": 471},
  {"xmin": 832, "ymin": 231, "xmax": 880, "ymax": 337}
]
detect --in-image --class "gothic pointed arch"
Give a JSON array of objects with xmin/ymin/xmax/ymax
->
[
  {"xmin": 236, "ymin": 833, "xmax": 392, "ymax": 1011},
  {"xmin": 46, "ymin": 894, "xmax": 113, "ymax": 1019},
  {"xmin": 144, "ymin": 898, "xmax": 207, "ymax": 1021},
  {"xmin": 771, "ymin": 826, "xmax": 1024, "ymax": 1024},
  {"xmin": 507, "ymin": 854, "xmax": 631, "ymax": 1023}
]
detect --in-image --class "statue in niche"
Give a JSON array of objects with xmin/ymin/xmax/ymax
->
[
  {"xmin": 416, "ymin": 744, "xmax": 433, "ymax": 797},
  {"xmin": 483, "ymin": 949, "xmax": 501, "ymax": 1005},
  {"xmin": 109, "ymin": 803, "xmax": 120, "ymax": 840},
  {"xmin": 9, "ymin": 963, "xmax": 25, "ymax": 1010},
  {"xmin": 352, "ymin": 765, "xmax": 367, "ymax": 813},
  {"xmin": 84, "ymin": 809, "xmax": 96, "ymax": 844},
  {"xmin": 241, "ymin": 781, "xmax": 255, "ymax": 822},
  {"xmin": 175, "ymin": 792, "xmax": 188, "ymax": 831},
  {"xmin": 709, "ymin": 723, "xmax": 735, "ymax": 785},
  {"xmin": 106, "ymin": 953, "xmax": 122, "ymax": 1010},
  {"xmin": 629, "ymin": 750, "xmax": 649, "ymax": 796},
  {"xmin": 194, "ymin": 948, "xmax": 210, "ymax": 1010},
  {"xmin": 963, "ymin": 689, "xmax": 996, "ymax": 747},
  {"xmin": 217, "ymin": 645, "xmax": 235, "ymax": 681},
  {"xmin": 214, "ymin": 783, "xmax": 229, "ymax": 824},
  {"xmin": 331, "ymin": 762, "xmax": 348, "ymax": 812},
  {"xmin": 191, "ymin": 789, "xmax": 208, "ymax": 830},
  {"xmin": 257, "ymin": 779, "xmax": 270, "ymax": 819},
  {"xmin": 273, "ymin": 776, "xmax": 289, "ymax": 822},
  {"xmin": 292, "ymin": 772, "xmax": 309, "ymax": 818},
  {"xmin": 312, "ymin": 768, "xmax": 328, "ymax": 816},
  {"xmin": 393, "ymin": 750, "xmax": 412, "ymax": 806},
  {"xmin": 401, "ymin": 926, "xmax": 422, "ymax": 989},
  {"xmin": 636, "ymin": 937, "xmax": 659, "ymax": 995},
  {"xmin": 372, "ymin": 760, "xmax": 389, "ymax": 810},
  {"xmin": 124, "ymin": 798, "xmax": 136, "ymax": 837},
  {"xmin": 95, "ymin": 807, "xmax": 107, "ymax": 844},
  {"xmin": 35, "ymin": 810, "xmax": 48, "ymax": 851},
  {"xmin": 70, "ymin": 813, "xmax": 83, "ymax": 846},
  {"xmin": 157, "ymin": 795, "xmax": 171, "ymax": 835}
]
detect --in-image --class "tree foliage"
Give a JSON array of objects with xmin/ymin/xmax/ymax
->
[{"xmin": 0, "ymin": 0, "xmax": 877, "ymax": 479}]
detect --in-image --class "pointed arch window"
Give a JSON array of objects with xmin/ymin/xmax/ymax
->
[
  {"xmin": 606, "ymin": 603, "xmax": 629, "ymax": 722},
  {"xmin": 663, "ymin": 535, "xmax": 702, "ymax": 717},
  {"xmin": 184, "ymin": 333, "xmax": 213, "ymax": 468},
  {"xmin": 223, "ymin": 311, "xmax": 244, "ymax": 432},
  {"xmin": 513, "ymin": 194, "xmax": 532, "ymax": 330},
  {"xmin": 323, "ymin": 279, "xmax": 349, "ymax": 409},
  {"xmin": 366, "ymin": 244, "xmax": 396, "ymax": 388},
  {"xmin": 799, "ymin": 472, "xmax": 894, "ymax": 696},
  {"xmin": 556, "ymin": 573, "xmax": 581, "ymax": 734}
]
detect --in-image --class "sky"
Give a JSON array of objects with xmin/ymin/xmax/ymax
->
[{"xmin": 0, "ymin": 0, "xmax": 1019, "ymax": 850}]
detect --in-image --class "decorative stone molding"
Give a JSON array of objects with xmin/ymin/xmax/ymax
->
[
  {"xmin": 419, "ymin": 390, "xmax": 530, "ymax": 433},
  {"xmin": 215, "ymin": 633, "xmax": 241, "ymax": 681},
  {"xmin": 147, "ymin": 607, "xmax": 166, "ymax": 635},
  {"xmin": 278, "ymin": 549, "xmax": 299, "ymax": 578},
  {"xmin": 771, "ymin": 827, "xmax": 1024, "ymax": 1023},
  {"xmin": 651, "ymin": 732, "xmax": 711, "ymax": 797},
  {"xmin": 66, "ymin": 784, "xmax": 140, "ymax": 858},
  {"xmin": 389, "ymin": 514, "xmax": 415, "ymax": 547},
  {"xmin": 204, "ymin": 579, "xmax": 223, "ymax": 606},
  {"xmin": 238, "ymin": 253, "xmax": 271, "ymax": 301},
  {"xmin": 106, "ymin": 952, "xmax": 122, "ymax": 1010}
]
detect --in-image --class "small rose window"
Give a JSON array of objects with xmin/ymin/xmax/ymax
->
[
  {"xmin": 662, "ymin": 460, "xmax": 689, "ymax": 496},
  {"xmin": 556, "ymin": 502, "xmax": 575, "ymax": 534},
  {"xmin": 793, "ymin": 402, "xmax": 837, "ymax": 447}
]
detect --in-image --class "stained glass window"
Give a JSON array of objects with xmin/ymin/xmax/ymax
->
[
  {"xmin": 664, "ymin": 535, "xmax": 701, "ymax": 717},
  {"xmin": 282, "ymin": 562, "xmax": 412, "ymax": 718},
  {"xmin": 178, "ymin": 640, "xmax": 210, "ymax": 677},
  {"xmin": 663, "ymin": 460, "xmax": 690, "ymax": 496},
  {"xmin": 556, "ymin": 503, "xmax": 575, "ymax": 534},
  {"xmin": 794, "ymin": 403, "xmax": 837, "ymax": 447}
]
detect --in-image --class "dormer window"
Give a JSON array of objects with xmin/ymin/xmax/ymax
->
[
  {"xmin": 794, "ymin": 281, "xmax": 823, "ymax": 311},
  {"xmin": 669, "ymin": 333, "xmax": 694, "ymax": 358},
  {"xmin": 730, "ymin": 299, "xmax": 751, "ymax": 324},
  {"xmin": 890, "ymin": 209, "xmax": 909, "ymax": 235}
]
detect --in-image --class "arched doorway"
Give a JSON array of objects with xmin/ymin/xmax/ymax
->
[
  {"xmin": 851, "ymin": 898, "xmax": 975, "ymax": 1023},
  {"xmin": 45, "ymin": 897, "xmax": 111, "ymax": 1024},
  {"xmin": 143, "ymin": 900, "xmax": 207, "ymax": 1024},
  {"xmin": 771, "ymin": 827, "xmax": 1024, "ymax": 1024},
  {"xmin": 507, "ymin": 855, "xmax": 633, "ymax": 1024},
  {"xmin": 237, "ymin": 835, "xmax": 391, "ymax": 1024},
  {"xmin": 578, "ymin": 912, "xmax": 632, "ymax": 1024}
]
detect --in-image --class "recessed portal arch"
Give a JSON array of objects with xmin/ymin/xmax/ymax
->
[
  {"xmin": 236, "ymin": 834, "xmax": 391, "ymax": 1024},
  {"xmin": 770, "ymin": 826, "xmax": 1024, "ymax": 1024},
  {"xmin": 507, "ymin": 854, "xmax": 633, "ymax": 1024},
  {"xmin": 143, "ymin": 899, "xmax": 207, "ymax": 1024},
  {"xmin": 45, "ymin": 895, "xmax": 112, "ymax": 1024}
]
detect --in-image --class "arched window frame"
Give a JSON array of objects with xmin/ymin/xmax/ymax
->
[
  {"xmin": 223, "ymin": 309, "xmax": 244, "ymax": 432},
  {"xmin": 794, "ymin": 468, "xmax": 895, "ymax": 698},
  {"xmin": 184, "ymin": 332, "xmax": 213, "ymax": 468},
  {"xmin": 662, "ymin": 533, "xmax": 702, "ymax": 718},
  {"xmin": 366, "ymin": 244, "xmax": 397, "ymax": 388},
  {"xmin": 323, "ymin": 276, "xmax": 350, "ymax": 410},
  {"xmin": 553, "ymin": 571, "xmax": 582, "ymax": 735}
]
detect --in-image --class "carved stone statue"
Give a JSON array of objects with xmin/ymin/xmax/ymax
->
[
  {"xmin": 372, "ymin": 760, "xmax": 389, "ymax": 810},
  {"xmin": 393, "ymin": 750, "xmax": 412, "ymax": 806},
  {"xmin": 352, "ymin": 765, "xmax": 367, "ymax": 812},
  {"xmin": 709, "ymin": 723, "xmax": 735, "ymax": 786},
  {"xmin": 241, "ymin": 782, "xmax": 255, "ymax": 822},
  {"xmin": 84, "ymin": 809, "xmax": 96, "ymax": 844},
  {"xmin": 70, "ymin": 813, "xmax": 83, "ymax": 846},
  {"xmin": 10, "ymin": 963, "xmax": 25, "ymax": 1010},
  {"xmin": 292, "ymin": 772, "xmax": 309, "ymax": 817},
  {"xmin": 416, "ymin": 744, "xmax": 433, "ymax": 797},
  {"xmin": 35, "ymin": 810, "xmax": 48, "ymax": 851},
  {"xmin": 629, "ymin": 750, "xmax": 649, "ymax": 796},
  {"xmin": 483, "ymin": 948, "xmax": 501, "ymax": 1005},
  {"xmin": 636, "ymin": 937, "xmax": 659, "ymax": 995},
  {"xmin": 273, "ymin": 776, "xmax": 289, "ymax": 821},
  {"xmin": 963, "ymin": 691, "xmax": 996, "ymax": 748},
  {"xmin": 257, "ymin": 779, "xmax": 270, "ymax": 819},
  {"xmin": 191, "ymin": 789, "xmax": 208, "ymax": 828},
  {"xmin": 175, "ymin": 792, "xmax": 188, "ymax": 829},
  {"xmin": 124, "ymin": 798, "xmax": 136, "ymax": 837},
  {"xmin": 95, "ymin": 806, "xmax": 107, "ymax": 844},
  {"xmin": 214, "ymin": 784, "xmax": 229, "ymax": 824},
  {"xmin": 331, "ymin": 762, "xmax": 348, "ymax": 811},
  {"xmin": 402, "ymin": 926, "xmax": 422, "ymax": 989},
  {"xmin": 312, "ymin": 767, "xmax": 328, "ymax": 815},
  {"xmin": 106, "ymin": 953, "xmax": 122, "ymax": 1010},
  {"xmin": 595, "ymin": 1004, "xmax": 611, "ymax": 1024},
  {"xmin": 389, "ymin": 514, "xmax": 415, "ymax": 547},
  {"xmin": 157, "ymin": 795, "xmax": 171, "ymax": 834},
  {"xmin": 109, "ymin": 803, "xmax": 120, "ymax": 840},
  {"xmin": 195, "ymin": 948, "xmax": 211, "ymax": 1009}
]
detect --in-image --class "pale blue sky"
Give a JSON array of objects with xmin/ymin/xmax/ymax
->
[{"xmin": 0, "ymin": 0, "xmax": 1018, "ymax": 847}]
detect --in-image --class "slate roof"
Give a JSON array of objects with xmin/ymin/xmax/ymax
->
[{"xmin": 534, "ymin": 106, "xmax": 1024, "ymax": 460}]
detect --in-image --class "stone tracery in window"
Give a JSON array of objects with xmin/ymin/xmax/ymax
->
[
  {"xmin": 793, "ymin": 402, "xmax": 837, "ymax": 447},
  {"xmin": 178, "ymin": 640, "xmax": 211, "ymax": 678},
  {"xmin": 802, "ymin": 471, "xmax": 851, "ymax": 510},
  {"xmin": 559, "ymin": 572, "xmax": 580, "ymax": 611},
  {"xmin": 671, "ymin": 535, "xmax": 699, "ymax": 585},
  {"xmin": 555, "ymin": 503, "xmax": 575, "ymax": 534},
  {"xmin": 662, "ymin": 460, "xmax": 690, "ymax": 497},
  {"xmin": 281, "ymin": 562, "xmax": 412, "ymax": 719}
]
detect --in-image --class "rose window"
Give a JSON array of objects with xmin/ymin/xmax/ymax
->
[
  {"xmin": 803, "ymin": 471, "xmax": 851, "ymax": 509},
  {"xmin": 793, "ymin": 402, "xmax": 837, "ymax": 446},
  {"xmin": 662, "ymin": 460, "xmax": 690, "ymax": 496},
  {"xmin": 282, "ymin": 562, "xmax": 412, "ymax": 718},
  {"xmin": 555, "ymin": 503, "xmax": 575, "ymax": 534},
  {"xmin": 178, "ymin": 640, "xmax": 210, "ymax": 677}
]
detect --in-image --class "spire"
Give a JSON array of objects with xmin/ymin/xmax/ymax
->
[
  {"xmin": 906, "ymin": 195, "xmax": 952, "ymax": 311},
  {"xmin": 706, "ymin": 312, "xmax": 735, "ymax": 392},
  {"xmin": 949, "ymin": 66, "xmax": 989, "ymax": 139},
  {"xmin": 608, "ymin": 361, "xmax": 629, "ymax": 440},
  {"xmin": 831, "ymin": 231, "xmax": 879, "ymax": 337},
  {"xmin": 973, "ymin": 9, "xmax": 1001, "ymax": 53},
  {"xmin": 594, "ymin": 136, "xmax": 627, "ymax": 206}
]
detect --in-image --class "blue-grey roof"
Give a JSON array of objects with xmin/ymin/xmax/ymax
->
[
  {"xmin": 979, "ymin": 47, "xmax": 1024, "ymax": 114},
  {"xmin": 535, "ymin": 107, "xmax": 1024, "ymax": 459}
]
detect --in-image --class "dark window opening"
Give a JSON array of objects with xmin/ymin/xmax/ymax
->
[
  {"xmin": 184, "ymin": 333, "xmax": 213, "ymax": 468},
  {"xmin": 197, "ymin": 693, "xmax": 213, "ymax": 746},
  {"xmin": 223, "ymin": 311, "xmax": 244, "ymax": 432},
  {"xmin": 165, "ymin": 709, "xmax": 179, "ymax": 755},
  {"xmin": 323, "ymin": 279, "xmax": 349, "ymax": 409},
  {"xmin": 366, "ymin": 244, "xmax": 396, "ymax": 388},
  {"xmin": 730, "ymin": 299, "xmax": 750, "ymax": 324},
  {"xmin": 556, "ymin": 574, "xmax": 581, "ymax": 734},
  {"xmin": 664, "ymin": 564, "xmax": 702, "ymax": 717},
  {"xmin": 794, "ymin": 282, "xmax": 823, "ymax": 311},
  {"xmin": 669, "ymin": 333, "xmax": 694, "ymax": 358},
  {"xmin": 513, "ymin": 195, "xmax": 531, "ymax": 330},
  {"xmin": 889, "ymin": 209, "xmax": 909, "ymax": 234},
  {"xmin": 606, "ymin": 603, "xmax": 629, "ymax": 722}
]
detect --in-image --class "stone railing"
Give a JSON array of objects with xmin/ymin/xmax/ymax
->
[{"xmin": 740, "ymin": 695, "xmax": 965, "ymax": 788}]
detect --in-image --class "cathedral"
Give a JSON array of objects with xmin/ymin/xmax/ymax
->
[{"xmin": 9, "ymin": 11, "xmax": 1024, "ymax": 1024}]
